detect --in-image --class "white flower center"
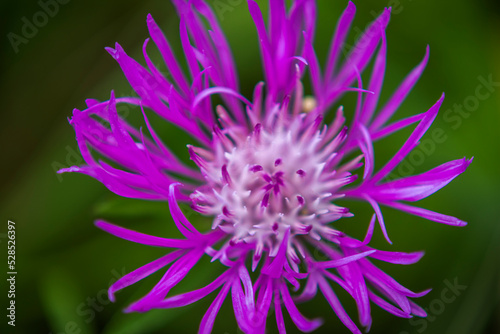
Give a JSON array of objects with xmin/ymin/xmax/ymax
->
[{"xmin": 190, "ymin": 112, "xmax": 357, "ymax": 258}]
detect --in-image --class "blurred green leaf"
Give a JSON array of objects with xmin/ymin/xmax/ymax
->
[{"xmin": 39, "ymin": 267, "xmax": 96, "ymax": 334}]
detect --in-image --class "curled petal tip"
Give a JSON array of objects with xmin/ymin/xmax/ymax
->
[
  {"xmin": 85, "ymin": 98, "xmax": 99, "ymax": 108},
  {"xmin": 124, "ymin": 300, "xmax": 151, "ymax": 314},
  {"xmin": 415, "ymin": 251, "xmax": 425, "ymax": 260},
  {"xmin": 94, "ymin": 220, "xmax": 106, "ymax": 228},
  {"xmin": 105, "ymin": 46, "xmax": 118, "ymax": 59},
  {"xmin": 108, "ymin": 291, "xmax": 116, "ymax": 303},
  {"xmin": 123, "ymin": 306, "xmax": 134, "ymax": 313},
  {"xmin": 57, "ymin": 166, "xmax": 80, "ymax": 174},
  {"xmin": 169, "ymin": 182, "xmax": 184, "ymax": 192}
]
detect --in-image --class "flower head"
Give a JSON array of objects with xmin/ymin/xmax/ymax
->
[{"xmin": 61, "ymin": 0, "xmax": 471, "ymax": 333}]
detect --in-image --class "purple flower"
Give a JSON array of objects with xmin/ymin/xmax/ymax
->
[{"xmin": 60, "ymin": 0, "xmax": 471, "ymax": 333}]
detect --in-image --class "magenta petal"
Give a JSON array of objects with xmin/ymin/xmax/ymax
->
[
  {"xmin": 193, "ymin": 87, "xmax": 253, "ymax": 110},
  {"xmin": 324, "ymin": 1, "xmax": 356, "ymax": 82},
  {"xmin": 108, "ymin": 250, "xmax": 184, "ymax": 302},
  {"xmin": 364, "ymin": 195, "xmax": 392, "ymax": 244},
  {"xmin": 274, "ymin": 287, "xmax": 287, "ymax": 334},
  {"xmin": 360, "ymin": 31, "xmax": 387, "ymax": 125},
  {"xmin": 95, "ymin": 220, "xmax": 197, "ymax": 249},
  {"xmin": 231, "ymin": 275, "xmax": 255, "ymax": 333},
  {"xmin": 289, "ymin": 0, "xmax": 317, "ymax": 46},
  {"xmin": 199, "ymin": 282, "xmax": 231, "ymax": 334},
  {"xmin": 362, "ymin": 214, "xmax": 376, "ymax": 245},
  {"xmin": 59, "ymin": 165, "xmax": 165, "ymax": 200},
  {"xmin": 190, "ymin": 0, "xmax": 240, "ymax": 93},
  {"xmin": 357, "ymin": 125, "xmax": 375, "ymax": 180},
  {"xmin": 147, "ymin": 14, "xmax": 190, "ymax": 94},
  {"xmin": 254, "ymin": 277, "xmax": 273, "ymax": 331},
  {"xmin": 370, "ymin": 45, "xmax": 430, "ymax": 130},
  {"xmin": 129, "ymin": 248, "xmax": 206, "ymax": 312},
  {"xmin": 383, "ymin": 201, "xmax": 468, "ymax": 226},
  {"xmin": 367, "ymin": 290, "xmax": 412, "ymax": 318},
  {"xmin": 142, "ymin": 38, "xmax": 172, "ymax": 95},
  {"xmin": 410, "ymin": 300, "xmax": 428, "ymax": 317},
  {"xmin": 318, "ymin": 250, "xmax": 376, "ymax": 269},
  {"xmin": 369, "ymin": 157, "xmax": 472, "ymax": 202},
  {"xmin": 262, "ymin": 228, "xmax": 290, "ymax": 278},
  {"xmin": 370, "ymin": 112, "xmax": 424, "ymax": 141},
  {"xmin": 369, "ymin": 250, "xmax": 424, "ymax": 265},
  {"xmin": 338, "ymin": 236, "xmax": 424, "ymax": 265},
  {"xmin": 248, "ymin": 1, "xmax": 273, "ymax": 82},
  {"xmin": 360, "ymin": 259, "xmax": 431, "ymax": 299},
  {"xmin": 303, "ymin": 30, "xmax": 323, "ymax": 103},
  {"xmin": 317, "ymin": 275, "xmax": 362, "ymax": 334},
  {"xmin": 322, "ymin": 270, "xmax": 354, "ymax": 297},
  {"xmin": 296, "ymin": 272, "xmax": 319, "ymax": 302},
  {"xmin": 364, "ymin": 271, "xmax": 411, "ymax": 314},
  {"xmin": 168, "ymin": 183, "xmax": 202, "ymax": 238},
  {"xmin": 333, "ymin": 8, "xmax": 391, "ymax": 98},
  {"xmin": 279, "ymin": 282, "xmax": 323, "ymax": 332},
  {"xmin": 340, "ymin": 248, "xmax": 372, "ymax": 328},
  {"xmin": 151, "ymin": 269, "xmax": 231, "ymax": 309},
  {"xmin": 237, "ymin": 265, "xmax": 255, "ymax": 310},
  {"xmin": 106, "ymin": 44, "xmax": 169, "ymax": 116},
  {"xmin": 268, "ymin": 0, "xmax": 287, "ymax": 46}
]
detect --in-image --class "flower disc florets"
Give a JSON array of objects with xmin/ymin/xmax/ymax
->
[{"xmin": 190, "ymin": 104, "xmax": 361, "ymax": 263}]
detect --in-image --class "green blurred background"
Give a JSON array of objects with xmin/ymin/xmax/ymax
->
[{"xmin": 1, "ymin": 0, "xmax": 499, "ymax": 333}]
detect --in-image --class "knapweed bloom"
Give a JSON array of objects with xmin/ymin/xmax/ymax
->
[{"xmin": 61, "ymin": 0, "xmax": 471, "ymax": 333}]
